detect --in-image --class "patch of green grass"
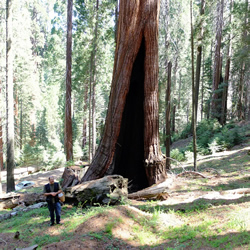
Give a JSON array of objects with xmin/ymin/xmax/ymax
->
[
  {"xmin": 132, "ymin": 225, "xmax": 160, "ymax": 245},
  {"xmin": 0, "ymin": 207, "xmax": 48, "ymax": 233},
  {"xmin": 208, "ymin": 235, "xmax": 230, "ymax": 248},
  {"xmin": 225, "ymin": 208, "xmax": 250, "ymax": 232},
  {"xmin": 88, "ymin": 232, "xmax": 104, "ymax": 240},
  {"xmin": 104, "ymin": 217, "xmax": 123, "ymax": 235},
  {"xmin": 32, "ymin": 234, "xmax": 60, "ymax": 246},
  {"xmin": 16, "ymin": 186, "xmax": 42, "ymax": 193}
]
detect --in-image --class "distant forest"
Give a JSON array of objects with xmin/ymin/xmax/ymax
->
[{"xmin": 0, "ymin": 0, "xmax": 249, "ymax": 174}]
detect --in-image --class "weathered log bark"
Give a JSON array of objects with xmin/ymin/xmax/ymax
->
[
  {"xmin": 61, "ymin": 166, "xmax": 88, "ymax": 189},
  {"xmin": 66, "ymin": 175, "xmax": 128, "ymax": 205},
  {"xmin": 128, "ymin": 186, "xmax": 170, "ymax": 200},
  {"xmin": 0, "ymin": 193, "xmax": 45, "ymax": 209},
  {"xmin": 81, "ymin": 0, "xmax": 167, "ymax": 191}
]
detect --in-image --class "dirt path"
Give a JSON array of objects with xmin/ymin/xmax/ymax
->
[{"xmin": 1, "ymin": 167, "xmax": 65, "ymax": 193}]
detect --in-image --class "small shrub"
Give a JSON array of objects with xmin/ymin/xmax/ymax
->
[
  {"xmin": 208, "ymin": 139, "xmax": 225, "ymax": 154},
  {"xmin": 170, "ymin": 148, "xmax": 186, "ymax": 162}
]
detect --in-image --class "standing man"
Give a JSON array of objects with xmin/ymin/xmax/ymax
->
[{"xmin": 43, "ymin": 176, "xmax": 62, "ymax": 226}]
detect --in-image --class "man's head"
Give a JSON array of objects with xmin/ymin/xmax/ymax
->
[{"xmin": 49, "ymin": 176, "xmax": 55, "ymax": 184}]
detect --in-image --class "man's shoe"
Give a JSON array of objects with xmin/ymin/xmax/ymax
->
[
  {"xmin": 57, "ymin": 222, "xmax": 63, "ymax": 225},
  {"xmin": 50, "ymin": 223, "xmax": 55, "ymax": 226}
]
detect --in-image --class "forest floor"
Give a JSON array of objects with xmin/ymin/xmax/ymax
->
[{"xmin": 0, "ymin": 122, "xmax": 249, "ymax": 249}]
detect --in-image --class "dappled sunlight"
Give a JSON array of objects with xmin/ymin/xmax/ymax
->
[{"xmin": 1, "ymin": 167, "xmax": 65, "ymax": 194}]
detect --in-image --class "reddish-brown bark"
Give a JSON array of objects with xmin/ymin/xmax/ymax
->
[
  {"xmin": 65, "ymin": 0, "xmax": 73, "ymax": 161},
  {"xmin": 81, "ymin": 0, "xmax": 167, "ymax": 191},
  {"xmin": 211, "ymin": 0, "xmax": 224, "ymax": 120}
]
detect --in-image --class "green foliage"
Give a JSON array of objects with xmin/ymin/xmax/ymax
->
[
  {"xmin": 180, "ymin": 122, "xmax": 192, "ymax": 139},
  {"xmin": 184, "ymin": 120, "xmax": 245, "ymax": 155},
  {"xmin": 21, "ymin": 143, "xmax": 64, "ymax": 170},
  {"xmin": 170, "ymin": 148, "xmax": 186, "ymax": 162}
]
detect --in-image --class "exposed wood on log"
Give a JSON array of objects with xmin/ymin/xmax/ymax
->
[
  {"xmin": 61, "ymin": 166, "xmax": 88, "ymax": 189},
  {"xmin": 128, "ymin": 187, "xmax": 170, "ymax": 200},
  {"xmin": 16, "ymin": 245, "xmax": 38, "ymax": 250},
  {"xmin": 128, "ymin": 178, "xmax": 173, "ymax": 200},
  {"xmin": 0, "ymin": 193, "xmax": 45, "ymax": 210},
  {"xmin": 65, "ymin": 175, "xmax": 128, "ymax": 205}
]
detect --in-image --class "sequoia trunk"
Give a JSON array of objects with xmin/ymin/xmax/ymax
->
[{"xmin": 81, "ymin": 0, "xmax": 167, "ymax": 191}]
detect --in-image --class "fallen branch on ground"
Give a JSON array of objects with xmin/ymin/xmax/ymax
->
[{"xmin": 177, "ymin": 171, "xmax": 208, "ymax": 178}]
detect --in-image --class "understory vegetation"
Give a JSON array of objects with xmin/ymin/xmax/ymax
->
[
  {"xmin": 169, "ymin": 119, "xmax": 247, "ymax": 162},
  {"xmin": 0, "ymin": 134, "xmax": 249, "ymax": 249}
]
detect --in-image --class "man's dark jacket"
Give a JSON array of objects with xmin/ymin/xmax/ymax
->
[{"xmin": 44, "ymin": 183, "xmax": 59, "ymax": 203}]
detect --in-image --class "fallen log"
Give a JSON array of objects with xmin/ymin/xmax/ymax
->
[
  {"xmin": 65, "ymin": 175, "xmax": 128, "ymax": 205},
  {"xmin": 16, "ymin": 245, "xmax": 38, "ymax": 250},
  {"xmin": 0, "ymin": 193, "xmax": 45, "ymax": 210},
  {"xmin": 128, "ymin": 178, "xmax": 173, "ymax": 200}
]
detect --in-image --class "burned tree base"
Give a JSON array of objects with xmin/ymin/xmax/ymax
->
[
  {"xmin": 145, "ymin": 160, "xmax": 167, "ymax": 186},
  {"xmin": 61, "ymin": 166, "xmax": 89, "ymax": 189},
  {"xmin": 65, "ymin": 175, "xmax": 128, "ymax": 206}
]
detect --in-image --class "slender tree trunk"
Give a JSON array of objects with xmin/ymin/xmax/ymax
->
[
  {"xmin": 195, "ymin": 0, "xmax": 205, "ymax": 121},
  {"xmin": 29, "ymin": 123, "xmax": 36, "ymax": 146},
  {"xmin": 91, "ymin": 0, "xmax": 99, "ymax": 158},
  {"xmin": 0, "ymin": 80, "xmax": 3, "ymax": 171},
  {"xmin": 187, "ymin": 101, "xmax": 190, "ymax": 124},
  {"xmin": 207, "ymin": 42, "xmax": 213, "ymax": 120},
  {"xmin": 6, "ymin": 0, "xmax": 15, "ymax": 192},
  {"xmin": 172, "ymin": 105, "xmax": 176, "ymax": 133},
  {"xmin": 190, "ymin": 0, "xmax": 197, "ymax": 171},
  {"xmin": 237, "ymin": 0, "xmax": 248, "ymax": 121},
  {"xmin": 237, "ymin": 63, "xmax": 245, "ymax": 120},
  {"xmin": 0, "ymin": 77, "xmax": 2, "ymax": 193},
  {"xmin": 201, "ymin": 52, "xmax": 204, "ymax": 120},
  {"xmin": 178, "ymin": 73, "xmax": 181, "ymax": 110},
  {"xmin": 88, "ymin": 64, "xmax": 92, "ymax": 161},
  {"xmin": 211, "ymin": 0, "xmax": 224, "ymax": 120},
  {"xmin": 14, "ymin": 94, "xmax": 19, "ymax": 147},
  {"xmin": 20, "ymin": 99, "xmax": 23, "ymax": 149},
  {"xmin": 165, "ymin": 62, "xmax": 172, "ymax": 170},
  {"xmin": 82, "ymin": 84, "xmax": 88, "ymax": 150},
  {"xmin": 82, "ymin": 0, "xmax": 167, "ymax": 190},
  {"xmin": 164, "ymin": 0, "xmax": 170, "ymax": 65},
  {"xmin": 221, "ymin": 0, "xmax": 233, "ymax": 125},
  {"xmin": 65, "ymin": 0, "xmax": 73, "ymax": 161}
]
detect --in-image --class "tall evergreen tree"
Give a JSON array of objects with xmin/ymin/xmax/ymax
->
[
  {"xmin": 6, "ymin": 0, "xmax": 15, "ymax": 192},
  {"xmin": 65, "ymin": 0, "xmax": 73, "ymax": 161},
  {"xmin": 211, "ymin": 0, "xmax": 224, "ymax": 121},
  {"xmin": 190, "ymin": 0, "xmax": 197, "ymax": 171},
  {"xmin": 82, "ymin": 0, "xmax": 167, "ymax": 190}
]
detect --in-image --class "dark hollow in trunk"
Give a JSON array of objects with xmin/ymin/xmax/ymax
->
[
  {"xmin": 113, "ymin": 39, "xmax": 148, "ymax": 192},
  {"xmin": 81, "ymin": 0, "xmax": 166, "ymax": 190}
]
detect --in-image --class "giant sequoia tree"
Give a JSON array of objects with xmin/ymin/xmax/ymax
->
[{"xmin": 82, "ymin": 0, "xmax": 167, "ymax": 191}]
